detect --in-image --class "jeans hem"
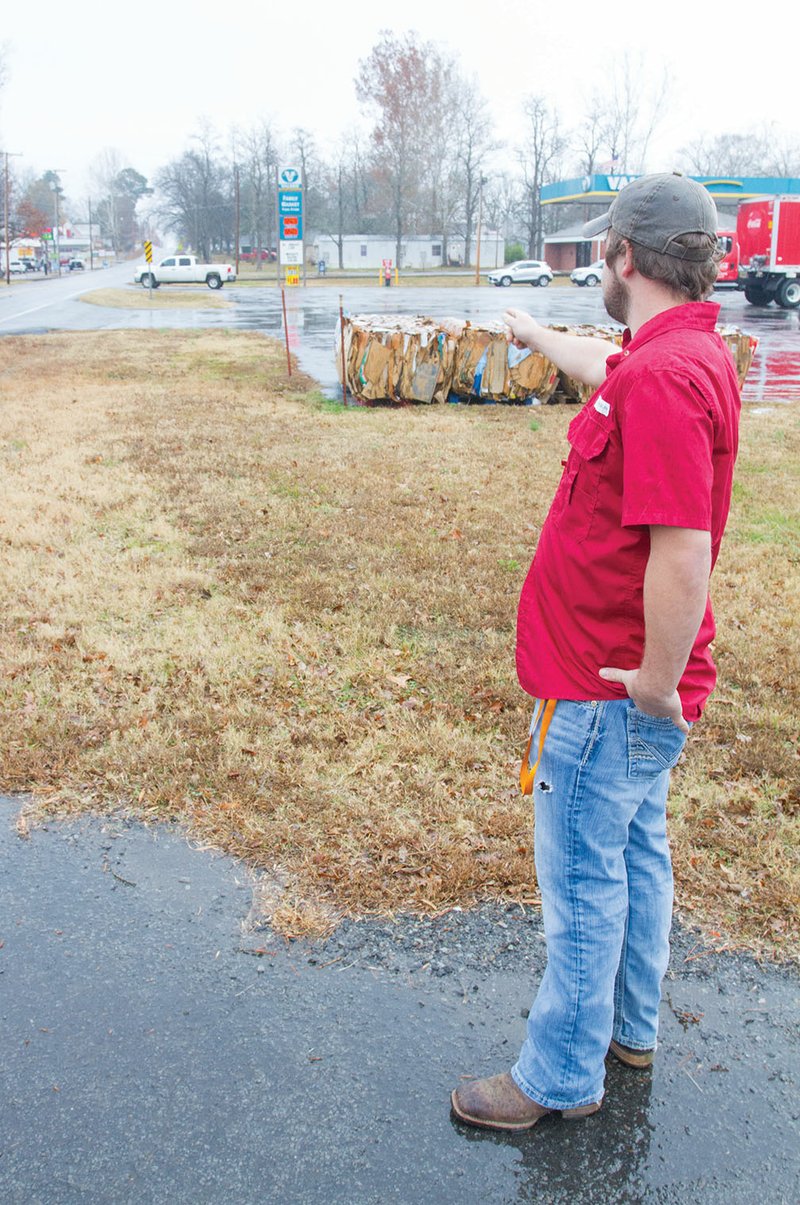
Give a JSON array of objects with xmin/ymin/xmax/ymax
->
[
  {"xmin": 511, "ymin": 1063, "xmax": 603, "ymax": 1113},
  {"xmin": 611, "ymin": 1033, "xmax": 657, "ymax": 1051}
]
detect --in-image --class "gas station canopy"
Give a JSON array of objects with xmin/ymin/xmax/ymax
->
[{"xmin": 541, "ymin": 173, "xmax": 800, "ymax": 206}]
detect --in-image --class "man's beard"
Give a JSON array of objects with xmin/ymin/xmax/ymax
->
[{"xmin": 603, "ymin": 267, "xmax": 630, "ymax": 325}]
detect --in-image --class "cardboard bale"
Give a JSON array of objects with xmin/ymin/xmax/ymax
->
[
  {"xmin": 339, "ymin": 314, "xmax": 458, "ymax": 404},
  {"xmin": 717, "ymin": 326, "xmax": 759, "ymax": 387},
  {"xmin": 336, "ymin": 315, "xmax": 757, "ymax": 406},
  {"xmin": 548, "ymin": 324, "xmax": 622, "ymax": 405},
  {"xmin": 444, "ymin": 318, "xmax": 558, "ymax": 402},
  {"xmin": 550, "ymin": 323, "xmax": 758, "ymax": 404}
]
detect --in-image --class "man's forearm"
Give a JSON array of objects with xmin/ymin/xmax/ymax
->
[
  {"xmin": 637, "ymin": 526, "xmax": 712, "ymax": 707},
  {"xmin": 526, "ymin": 327, "xmax": 615, "ymax": 388},
  {"xmin": 599, "ymin": 526, "xmax": 711, "ymax": 728}
]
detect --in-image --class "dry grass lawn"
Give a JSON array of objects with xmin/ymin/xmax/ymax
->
[
  {"xmin": 80, "ymin": 287, "xmax": 230, "ymax": 310},
  {"xmin": 1, "ymin": 329, "xmax": 797, "ymax": 954}
]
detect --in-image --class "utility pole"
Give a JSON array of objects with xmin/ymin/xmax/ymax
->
[
  {"xmin": 88, "ymin": 197, "xmax": 94, "ymax": 271},
  {"xmin": 234, "ymin": 163, "xmax": 240, "ymax": 276},
  {"xmin": 49, "ymin": 170, "xmax": 66, "ymax": 276},
  {"xmin": 474, "ymin": 175, "xmax": 487, "ymax": 286},
  {"xmin": 2, "ymin": 151, "xmax": 23, "ymax": 286}
]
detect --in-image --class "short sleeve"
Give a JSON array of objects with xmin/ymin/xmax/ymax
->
[{"xmin": 620, "ymin": 368, "xmax": 715, "ymax": 530}]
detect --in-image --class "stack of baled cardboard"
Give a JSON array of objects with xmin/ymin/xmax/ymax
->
[{"xmin": 337, "ymin": 315, "xmax": 757, "ymax": 405}]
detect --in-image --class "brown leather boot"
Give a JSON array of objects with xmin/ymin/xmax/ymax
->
[
  {"xmin": 608, "ymin": 1039, "xmax": 655, "ymax": 1068},
  {"xmin": 451, "ymin": 1073, "xmax": 601, "ymax": 1133}
]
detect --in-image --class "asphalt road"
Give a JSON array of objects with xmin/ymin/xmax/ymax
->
[
  {"xmin": 1, "ymin": 798, "xmax": 798, "ymax": 1205},
  {"xmin": 1, "ymin": 270, "xmax": 798, "ymax": 405}
]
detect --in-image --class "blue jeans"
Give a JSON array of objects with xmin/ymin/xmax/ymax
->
[{"xmin": 512, "ymin": 699, "xmax": 688, "ymax": 1111}]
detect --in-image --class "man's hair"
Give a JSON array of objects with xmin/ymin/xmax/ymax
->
[{"xmin": 604, "ymin": 227, "xmax": 721, "ymax": 301}]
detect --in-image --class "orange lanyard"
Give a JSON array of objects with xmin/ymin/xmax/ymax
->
[{"xmin": 520, "ymin": 698, "xmax": 557, "ymax": 795}]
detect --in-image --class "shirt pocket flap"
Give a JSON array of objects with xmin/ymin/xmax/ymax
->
[{"xmin": 568, "ymin": 411, "xmax": 612, "ymax": 462}]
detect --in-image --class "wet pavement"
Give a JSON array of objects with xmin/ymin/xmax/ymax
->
[
  {"xmin": 2, "ymin": 797, "xmax": 798, "ymax": 1205},
  {"xmin": 1, "ymin": 275, "xmax": 798, "ymax": 406}
]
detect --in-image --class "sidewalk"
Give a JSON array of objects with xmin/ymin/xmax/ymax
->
[{"xmin": 1, "ymin": 796, "xmax": 797, "ymax": 1204}]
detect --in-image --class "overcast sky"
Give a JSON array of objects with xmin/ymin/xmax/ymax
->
[{"xmin": 1, "ymin": 0, "xmax": 798, "ymax": 206}]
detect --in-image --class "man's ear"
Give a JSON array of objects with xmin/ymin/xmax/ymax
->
[{"xmin": 619, "ymin": 240, "xmax": 636, "ymax": 278}]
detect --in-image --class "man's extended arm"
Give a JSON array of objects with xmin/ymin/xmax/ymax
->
[
  {"xmin": 503, "ymin": 307, "xmax": 614, "ymax": 389},
  {"xmin": 599, "ymin": 526, "xmax": 712, "ymax": 732}
]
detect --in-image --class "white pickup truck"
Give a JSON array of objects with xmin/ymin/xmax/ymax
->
[{"xmin": 134, "ymin": 254, "xmax": 236, "ymax": 290}]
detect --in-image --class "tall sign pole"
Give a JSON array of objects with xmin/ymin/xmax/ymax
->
[{"xmin": 278, "ymin": 165, "xmax": 303, "ymax": 288}]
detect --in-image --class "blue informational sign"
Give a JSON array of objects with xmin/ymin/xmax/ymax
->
[{"xmin": 279, "ymin": 190, "xmax": 303, "ymax": 216}]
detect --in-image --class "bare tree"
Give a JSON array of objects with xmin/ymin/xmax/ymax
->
[
  {"xmin": 517, "ymin": 96, "xmax": 567, "ymax": 258},
  {"xmin": 318, "ymin": 132, "xmax": 373, "ymax": 269},
  {"xmin": 454, "ymin": 73, "xmax": 495, "ymax": 267},
  {"xmin": 235, "ymin": 119, "xmax": 280, "ymax": 266},
  {"xmin": 681, "ymin": 127, "xmax": 800, "ymax": 178},
  {"xmin": 574, "ymin": 91, "xmax": 609, "ymax": 177},
  {"xmin": 355, "ymin": 30, "xmax": 450, "ymax": 266},
  {"xmin": 155, "ymin": 123, "xmax": 230, "ymax": 259},
  {"xmin": 90, "ymin": 148, "xmax": 127, "ymax": 255},
  {"xmin": 601, "ymin": 54, "xmax": 670, "ymax": 172},
  {"xmin": 291, "ymin": 126, "xmax": 326, "ymax": 241}
]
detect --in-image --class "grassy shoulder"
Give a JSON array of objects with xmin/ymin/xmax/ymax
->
[
  {"xmin": 0, "ymin": 329, "xmax": 797, "ymax": 953},
  {"xmin": 80, "ymin": 287, "xmax": 231, "ymax": 310}
]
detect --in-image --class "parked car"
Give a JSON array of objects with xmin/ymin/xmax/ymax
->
[
  {"xmin": 240, "ymin": 248, "xmax": 277, "ymax": 262},
  {"xmin": 570, "ymin": 260, "xmax": 605, "ymax": 287},
  {"xmin": 68, "ymin": 259, "xmax": 86, "ymax": 272},
  {"xmin": 8, "ymin": 259, "xmax": 26, "ymax": 275},
  {"xmin": 487, "ymin": 260, "xmax": 553, "ymax": 287}
]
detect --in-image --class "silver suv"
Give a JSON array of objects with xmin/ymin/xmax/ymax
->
[
  {"xmin": 570, "ymin": 260, "xmax": 605, "ymax": 287},
  {"xmin": 487, "ymin": 259, "xmax": 553, "ymax": 287}
]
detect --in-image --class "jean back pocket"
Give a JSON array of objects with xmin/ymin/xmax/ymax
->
[{"xmin": 626, "ymin": 705, "xmax": 688, "ymax": 779}]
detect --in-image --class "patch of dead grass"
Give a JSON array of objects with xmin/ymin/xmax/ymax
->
[
  {"xmin": 80, "ymin": 287, "xmax": 230, "ymax": 310},
  {"xmin": 0, "ymin": 329, "xmax": 797, "ymax": 955}
]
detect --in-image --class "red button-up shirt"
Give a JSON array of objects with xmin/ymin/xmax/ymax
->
[{"xmin": 516, "ymin": 301, "xmax": 741, "ymax": 722}]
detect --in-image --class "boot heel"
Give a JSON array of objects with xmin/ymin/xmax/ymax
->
[{"xmin": 562, "ymin": 1102, "xmax": 601, "ymax": 1120}]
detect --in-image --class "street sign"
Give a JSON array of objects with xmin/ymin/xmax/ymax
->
[
  {"xmin": 279, "ymin": 166, "xmax": 301, "ymax": 187},
  {"xmin": 144, "ymin": 240, "xmax": 153, "ymax": 264}
]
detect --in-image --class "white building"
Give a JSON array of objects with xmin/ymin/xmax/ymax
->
[{"xmin": 311, "ymin": 232, "xmax": 504, "ymax": 271}]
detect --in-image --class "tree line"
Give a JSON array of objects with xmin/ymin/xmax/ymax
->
[{"xmin": 3, "ymin": 32, "xmax": 799, "ymax": 266}]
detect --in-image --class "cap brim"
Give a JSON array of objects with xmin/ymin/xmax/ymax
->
[{"xmin": 582, "ymin": 210, "xmax": 612, "ymax": 239}]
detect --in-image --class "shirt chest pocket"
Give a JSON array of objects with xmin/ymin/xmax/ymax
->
[{"xmin": 552, "ymin": 411, "xmax": 613, "ymax": 543}]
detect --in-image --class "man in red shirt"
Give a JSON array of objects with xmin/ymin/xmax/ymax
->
[{"xmin": 451, "ymin": 173, "xmax": 741, "ymax": 1131}]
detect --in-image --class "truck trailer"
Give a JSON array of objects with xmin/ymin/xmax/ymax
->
[{"xmin": 737, "ymin": 195, "xmax": 800, "ymax": 308}]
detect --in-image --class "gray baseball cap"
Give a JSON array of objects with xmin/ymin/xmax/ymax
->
[{"xmin": 582, "ymin": 172, "xmax": 718, "ymax": 261}]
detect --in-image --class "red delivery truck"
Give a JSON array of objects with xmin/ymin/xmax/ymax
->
[
  {"xmin": 737, "ymin": 195, "xmax": 800, "ymax": 308},
  {"xmin": 715, "ymin": 227, "xmax": 739, "ymax": 286}
]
